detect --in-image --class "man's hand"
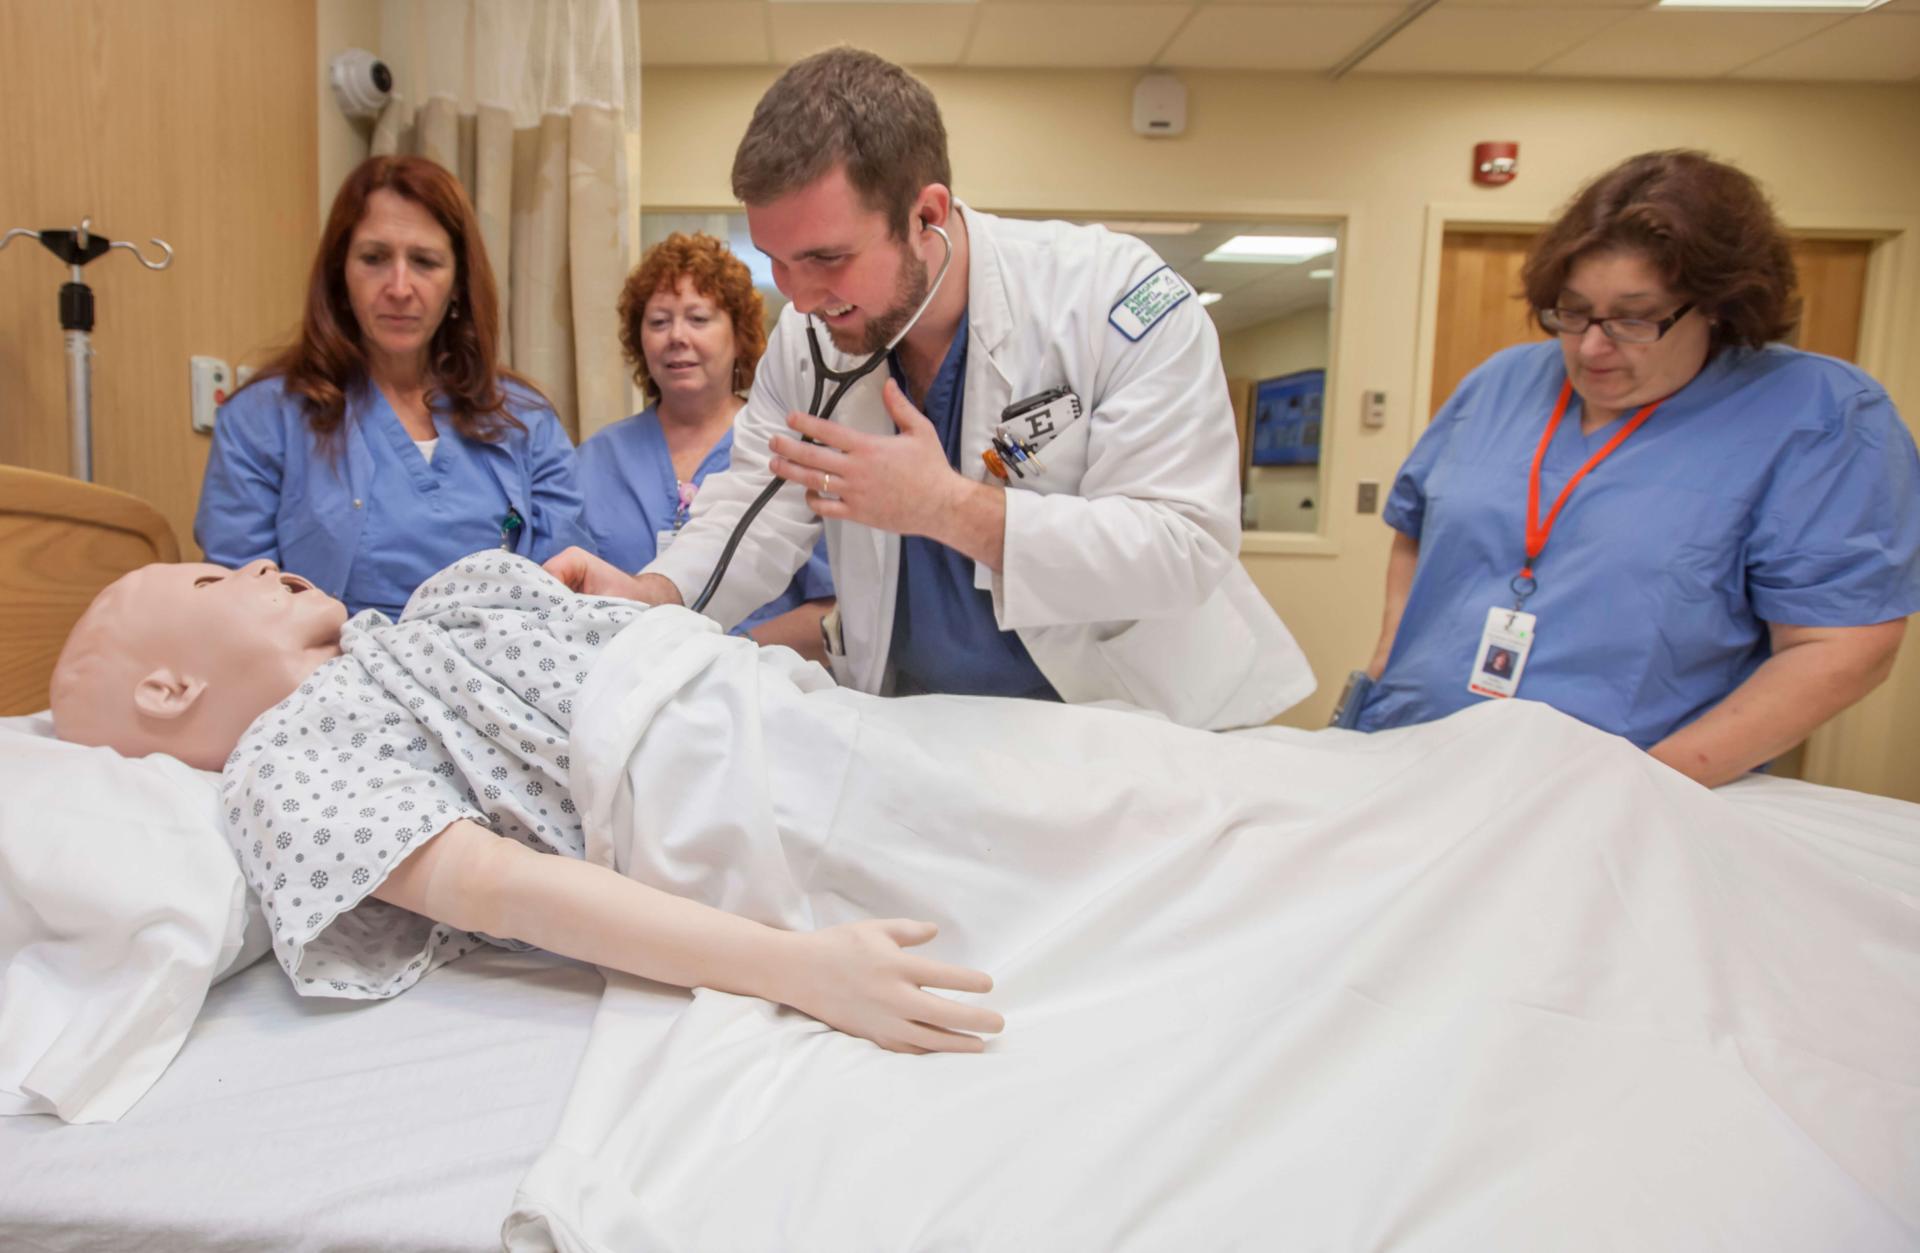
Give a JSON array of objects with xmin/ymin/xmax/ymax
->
[
  {"xmin": 543, "ymin": 547, "xmax": 683, "ymax": 605},
  {"xmin": 767, "ymin": 379, "xmax": 968, "ymax": 540},
  {"xmin": 772, "ymin": 918, "xmax": 1004, "ymax": 1054},
  {"xmin": 767, "ymin": 380, "xmax": 1006, "ymax": 570}
]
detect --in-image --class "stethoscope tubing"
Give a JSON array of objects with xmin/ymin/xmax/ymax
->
[{"xmin": 689, "ymin": 222, "xmax": 955, "ymax": 615}]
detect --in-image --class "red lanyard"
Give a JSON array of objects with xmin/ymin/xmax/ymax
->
[{"xmin": 1517, "ymin": 380, "xmax": 1665, "ymax": 587}]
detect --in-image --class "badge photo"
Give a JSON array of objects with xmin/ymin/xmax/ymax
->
[{"xmin": 1467, "ymin": 607, "xmax": 1536, "ymax": 700}]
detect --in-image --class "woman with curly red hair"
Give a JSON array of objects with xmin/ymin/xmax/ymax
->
[
  {"xmin": 576, "ymin": 232, "xmax": 833, "ymax": 659},
  {"xmin": 195, "ymin": 155, "xmax": 588, "ymax": 617},
  {"xmin": 1353, "ymin": 150, "xmax": 1919, "ymax": 786}
]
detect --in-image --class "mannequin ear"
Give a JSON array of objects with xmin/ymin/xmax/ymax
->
[{"xmin": 134, "ymin": 668, "xmax": 208, "ymax": 721}]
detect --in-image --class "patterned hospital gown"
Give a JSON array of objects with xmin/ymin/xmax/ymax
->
[{"xmin": 221, "ymin": 553, "xmax": 645, "ymax": 999}]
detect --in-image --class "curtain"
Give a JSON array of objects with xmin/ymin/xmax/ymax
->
[{"xmin": 370, "ymin": 0, "xmax": 639, "ymax": 442}]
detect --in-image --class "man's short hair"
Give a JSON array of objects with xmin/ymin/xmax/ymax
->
[{"xmin": 731, "ymin": 46, "xmax": 951, "ymax": 239}]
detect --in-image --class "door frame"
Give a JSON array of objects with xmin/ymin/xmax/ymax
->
[{"xmin": 1411, "ymin": 202, "xmax": 1920, "ymax": 793}]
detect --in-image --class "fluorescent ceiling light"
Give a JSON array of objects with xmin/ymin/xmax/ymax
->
[
  {"xmin": 1196, "ymin": 291, "xmax": 1224, "ymax": 306},
  {"xmin": 1658, "ymin": 0, "xmax": 1883, "ymax": 8},
  {"xmin": 1098, "ymin": 220, "xmax": 1203, "ymax": 236},
  {"xmin": 1309, "ymin": 269, "xmax": 1334, "ymax": 280},
  {"xmin": 1204, "ymin": 235, "xmax": 1337, "ymax": 265}
]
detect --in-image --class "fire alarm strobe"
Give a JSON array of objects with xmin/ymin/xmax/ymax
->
[{"xmin": 1474, "ymin": 142, "xmax": 1519, "ymax": 186}]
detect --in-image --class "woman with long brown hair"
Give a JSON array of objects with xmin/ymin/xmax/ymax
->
[
  {"xmin": 1352, "ymin": 150, "xmax": 1919, "ymax": 786},
  {"xmin": 195, "ymin": 155, "xmax": 588, "ymax": 617}
]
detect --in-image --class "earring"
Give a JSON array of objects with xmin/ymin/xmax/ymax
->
[
  {"xmin": 449, "ymin": 297, "xmax": 461, "ymax": 321},
  {"xmin": 733, "ymin": 361, "xmax": 747, "ymax": 393}
]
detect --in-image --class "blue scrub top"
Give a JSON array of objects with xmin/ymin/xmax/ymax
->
[
  {"xmin": 576, "ymin": 407, "xmax": 833, "ymax": 636},
  {"xmin": 887, "ymin": 320, "xmax": 1057, "ymax": 700},
  {"xmin": 196, "ymin": 376, "xmax": 590, "ymax": 619},
  {"xmin": 1357, "ymin": 341, "xmax": 1920, "ymax": 747}
]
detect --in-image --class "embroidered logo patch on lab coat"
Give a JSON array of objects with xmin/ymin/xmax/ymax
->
[{"xmin": 1109, "ymin": 265, "xmax": 1192, "ymax": 341}]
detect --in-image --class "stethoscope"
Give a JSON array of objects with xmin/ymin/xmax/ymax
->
[{"xmin": 689, "ymin": 220, "xmax": 955, "ymax": 614}]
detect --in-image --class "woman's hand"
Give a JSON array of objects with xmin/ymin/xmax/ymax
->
[{"xmin": 771, "ymin": 919, "xmax": 1004, "ymax": 1054}]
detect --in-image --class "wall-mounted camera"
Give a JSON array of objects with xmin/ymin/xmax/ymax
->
[{"xmin": 329, "ymin": 49, "xmax": 393, "ymax": 121}]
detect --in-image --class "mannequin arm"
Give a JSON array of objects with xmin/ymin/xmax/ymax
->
[{"xmin": 373, "ymin": 819, "xmax": 1002, "ymax": 1053}]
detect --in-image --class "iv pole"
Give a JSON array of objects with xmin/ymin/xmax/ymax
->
[{"xmin": 1, "ymin": 218, "xmax": 174, "ymax": 482}]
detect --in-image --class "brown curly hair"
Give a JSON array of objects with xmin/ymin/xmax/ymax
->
[
  {"xmin": 617, "ymin": 233, "xmax": 767, "ymax": 405},
  {"xmin": 1522, "ymin": 150, "xmax": 1800, "ymax": 354}
]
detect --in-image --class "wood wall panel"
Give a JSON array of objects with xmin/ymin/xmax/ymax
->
[{"xmin": 0, "ymin": 0, "xmax": 317, "ymax": 556}]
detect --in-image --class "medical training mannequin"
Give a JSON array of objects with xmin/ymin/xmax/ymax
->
[{"xmin": 49, "ymin": 558, "xmax": 1000, "ymax": 1055}]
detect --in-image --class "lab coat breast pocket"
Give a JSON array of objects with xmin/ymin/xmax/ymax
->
[{"xmin": 1009, "ymin": 413, "xmax": 1092, "ymax": 498}]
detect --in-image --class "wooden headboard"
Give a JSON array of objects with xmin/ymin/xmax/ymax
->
[{"xmin": 0, "ymin": 465, "xmax": 180, "ymax": 715}]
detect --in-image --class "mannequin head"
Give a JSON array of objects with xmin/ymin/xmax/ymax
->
[{"xmin": 51, "ymin": 561, "xmax": 347, "ymax": 771}]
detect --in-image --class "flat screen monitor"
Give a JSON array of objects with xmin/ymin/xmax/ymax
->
[{"xmin": 1250, "ymin": 368, "xmax": 1325, "ymax": 467}]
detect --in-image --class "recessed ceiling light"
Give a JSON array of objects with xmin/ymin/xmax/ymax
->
[
  {"xmin": 1658, "ymin": 0, "xmax": 1884, "ymax": 8},
  {"xmin": 1309, "ymin": 269, "xmax": 1334, "ymax": 280},
  {"xmin": 1197, "ymin": 291, "xmax": 1224, "ymax": 306},
  {"xmin": 1204, "ymin": 235, "xmax": 1338, "ymax": 265},
  {"xmin": 1098, "ymin": 220, "xmax": 1203, "ymax": 236}
]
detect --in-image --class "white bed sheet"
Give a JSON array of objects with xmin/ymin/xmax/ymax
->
[
  {"xmin": 497, "ymin": 637, "xmax": 1920, "ymax": 1253},
  {"xmin": 0, "ymin": 948, "xmax": 686, "ymax": 1252}
]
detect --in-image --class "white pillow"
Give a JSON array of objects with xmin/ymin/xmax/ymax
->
[{"xmin": 0, "ymin": 712, "xmax": 269, "ymax": 1123}]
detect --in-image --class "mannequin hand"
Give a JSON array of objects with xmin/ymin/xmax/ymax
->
[
  {"xmin": 543, "ymin": 547, "xmax": 682, "ymax": 605},
  {"xmin": 767, "ymin": 380, "xmax": 969, "ymax": 542},
  {"xmin": 772, "ymin": 919, "xmax": 1004, "ymax": 1054}
]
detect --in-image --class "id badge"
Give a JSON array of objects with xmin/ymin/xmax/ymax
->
[
  {"xmin": 1467, "ymin": 606, "xmax": 1536, "ymax": 699},
  {"xmin": 655, "ymin": 529, "xmax": 678, "ymax": 555}
]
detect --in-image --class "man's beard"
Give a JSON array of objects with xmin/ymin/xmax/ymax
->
[{"xmin": 827, "ymin": 240, "xmax": 931, "ymax": 355}]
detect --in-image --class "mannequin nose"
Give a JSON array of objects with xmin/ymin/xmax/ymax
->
[{"xmin": 240, "ymin": 559, "xmax": 280, "ymax": 577}]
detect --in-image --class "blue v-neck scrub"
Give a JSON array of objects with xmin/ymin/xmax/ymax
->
[
  {"xmin": 886, "ymin": 321, "xmax": 1056, "ymax": 700},
  {"xmin": 195, "ymin": 376, "xmax": 590, "ymax": 618},
  {"xmin": 575, "ymin": 407, "xmax": 833, "ymax": 636},
  {"xmin": 1356, "ymin": 341, "xmax": 1920, "ymax": 747}
]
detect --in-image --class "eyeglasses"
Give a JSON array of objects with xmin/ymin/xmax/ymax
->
[{"xmin": 1539, "ymin": 301, "xmax": 1695, "ymax": 344}]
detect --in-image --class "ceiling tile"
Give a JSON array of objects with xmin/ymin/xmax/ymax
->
[
  {"xmin": 1731, "ymin": 11, "xmax": 1920, "ymax": 79},
  {"xmin": 1156, "ymin": 5, "xmax": 1404, "ymax": 70},
  {"xmin": 640, "ymin": 3, "xmax": 772, "ymax": 64},
  {"xmin": 768, "ymin": 3, "xmax": 980, "ymax": 66},
  {"xmin": 1356, "ymin": 8, "xmax": 1627, "ymax": 73},
  {"xmin": 966, "ymin": 5, "xmax": 1191, "ymax": 65},
  {"xmin": 1534, "ymin": 10, "xmax": 1846, "ymax": 77}
]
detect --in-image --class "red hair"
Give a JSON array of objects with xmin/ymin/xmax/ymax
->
[
  {"xmin": 252, "ymin": 155, "xmax": 537, "ymax": 446},
  {"xmin": 617, "ymin": 233, "xmax": 767, "ymax": 404}
]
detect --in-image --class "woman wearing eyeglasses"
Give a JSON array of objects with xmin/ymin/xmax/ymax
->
[{"xmin": 1353, "ymin": 150, "xmax": 1920, "ymax": 786}]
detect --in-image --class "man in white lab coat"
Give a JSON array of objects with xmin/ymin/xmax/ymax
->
[{"xmin": 551, "ymin": 47, "xmax": 1311, "ymax": 729}]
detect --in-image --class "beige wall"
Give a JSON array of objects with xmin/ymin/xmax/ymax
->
[
  {"xmin": 0, "ymin": 0, "xmax": 318, "ymax": 555},
  {"xmin": 641, "ymin": 67, "xmax": 1920, "ymax": 794},
  {"xmin": 1221, "ymin": 306, "xmax": 1331, "ymax": 384}
]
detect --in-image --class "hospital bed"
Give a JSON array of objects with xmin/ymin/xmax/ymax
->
[{"xmin": 2, "ymin": 465, "xmax": 1916, "ymax": 1252}]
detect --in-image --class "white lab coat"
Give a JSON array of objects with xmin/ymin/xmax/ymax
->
[{"xmin": 646, "ymin": 204, "xmax": 1315, "ymax": 729}]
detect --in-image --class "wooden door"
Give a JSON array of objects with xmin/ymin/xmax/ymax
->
[{"xmin": 1428, "ymin": 230, "xmax": 1871, "ymax": 416}]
